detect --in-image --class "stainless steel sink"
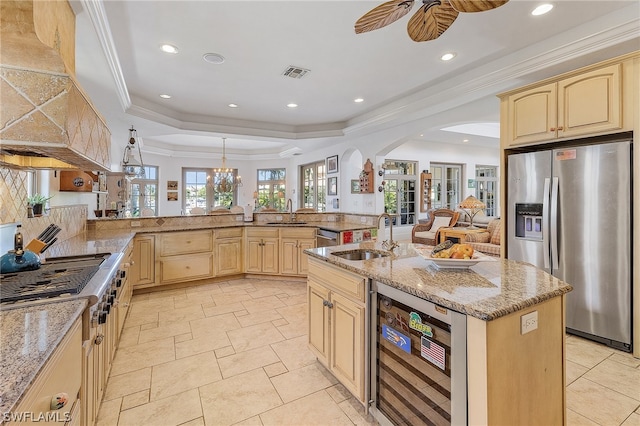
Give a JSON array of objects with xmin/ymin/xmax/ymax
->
[
  {"xmin": 331, "ymin": 249, "xmax": 390, "ymax": 261},
  {"xmin": 265, "ymin": 222, "xmax": 307, "ymax": 225}
]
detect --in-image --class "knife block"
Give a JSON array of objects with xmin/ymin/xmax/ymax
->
[{"xmin": 25, "ymin": 239, "xmax": 47, "ymax": 254}]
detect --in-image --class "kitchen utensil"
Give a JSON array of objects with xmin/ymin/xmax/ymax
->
[
  {"xmin": 39, "ymin": 225, "xmax": 58, "ymax": 243},
  {"xmin": 40, "ymin": 238, "xmax": 57, "ymax": 254},
  {"xmin": 36, "ymin": 224, "xmax": 55, "ymax": 240},
  {"xmin": 1, "ymin": 228, "xmax": 41, "ymax": 273},
  {"xmin": 45, "ymin": 226, "xmax": 62, "ymax": 243}
]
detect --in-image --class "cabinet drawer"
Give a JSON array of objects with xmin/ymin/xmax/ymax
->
[
  {"xmin": 280, "ymin": 227, "xmax": 317, "ymax": 239},
  {"xmin": 215, "ymin": 227, "xmax": 243, "ymax": 239},
  {"xmin": 159, "ymin": 230, "xmax": 213, "ymax": 256},
  {"xmin": 308, "ymin": 258, "xmax": 365, "ymax": 303},
  {"xmin": 160, "ymin": 253, "xmax": 213, "ymax": 283},
  {"xmin": 246, "ymin": 227, "xmax": 279, "ymax": 238},
  {"xmin": 15, "ymin": 318, "xmax": 82, "ymax": 425}
]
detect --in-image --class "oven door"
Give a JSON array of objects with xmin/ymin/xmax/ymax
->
[{"xmin": 370, "ymin": 281, "xmax": 467, "ymax": 426}]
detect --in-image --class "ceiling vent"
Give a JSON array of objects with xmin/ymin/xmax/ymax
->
[{"xmin": 282, "ymin": 66, "xmax": 310, "ymax": 79}]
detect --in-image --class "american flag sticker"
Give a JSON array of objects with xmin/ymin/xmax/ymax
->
[{"xmin": 421, "ymin": 336, "xmax": 446, "ymax": 370}]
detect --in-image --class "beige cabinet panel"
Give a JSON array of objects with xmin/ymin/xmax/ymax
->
[
  {"xmin": 160, "ymin": 253, "xmax": 214, "ymax": 283},
  {"xmin": 308, "ymin": 280, "xmax": 330, "ymax": 364},
  {"xmin": 307, "ymin": 257, "xmax": 367, "ymax": 404},
  {"xmin": 504, "ymin": 62, "xmax": 623, "ymax": 147},
  {"xmin": 214, "ymin": 238, "xmax": 243, "ymax": 276},
  {"xmin": 16, "ymin": 318, "xmax": 82, "ymax": 425},
  {"xmin": 280, "ymin": 228, "xmax": 316, "ymax": 276},
  {"xmin": 245, "ymin": 228, "xmax": 279, "ymax": 274},
  {"xmin": 330, "ymin": 291, "xmax": 364, "ymax": 401},
  {"xmin": 132, "ymin": 235, "xmax": 155, "ymax": 287},
  {"xmin": 159, "ymin": 230, "xmax": 213, "ymax": 256},
  {"xmin": 280, "ymin": 239, "xmax": 298, "ymax": 275},
  {"xmin": 245, "ymin": 238, "xmax": 263, "ymax": 273},
  {"xmin": 261, "ymin": 239, "xmax": 279, "ymax": 274},
  {"xmin": 558, "ymin": 63, "xmax": 622, "ymax": 138},
  {"xmin": 297, "ymin": 239, "xmax": 315, "ymax": 276},
  {"xmin": 507, "ymin": 83, "xmax": 556, "ymax": 146}
]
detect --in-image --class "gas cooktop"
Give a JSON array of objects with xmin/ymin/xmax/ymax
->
[{"xmin": 0, "ymin": 254, "xmax": 111, "ymax": 304}]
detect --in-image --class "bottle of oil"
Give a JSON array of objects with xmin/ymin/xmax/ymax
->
[{"xmin": 14, "ymin": 224, "xmax": 24, "ymax": 256}]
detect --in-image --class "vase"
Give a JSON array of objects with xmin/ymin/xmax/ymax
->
[{"xmin": 32, "ymin": 203, "xmax": 43, "ymax": 217}]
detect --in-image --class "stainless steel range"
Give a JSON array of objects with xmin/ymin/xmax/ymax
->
[{"xmin": 0, "ymin": 252, "xmax": 123, "ymax": 311}]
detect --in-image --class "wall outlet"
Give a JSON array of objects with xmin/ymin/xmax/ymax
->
[
  {"xmin": 130, "ymin": 221, "xmax": 141, "ymax": 227},
  {"xmin": 276, "ymin": 215, "xmax": 283, "ymax": 221},
  {"xmin": 521, "ymin": 311, "xmax": 538, "ymax": 334},
  {"xmin": 361, "ymin": 217, "xmax": 367, "ymax": 223}
]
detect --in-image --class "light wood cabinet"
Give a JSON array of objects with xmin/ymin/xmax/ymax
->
[
  {"xmin": 420, "ymin": 171, "xmax": 432, "ymax": 212},
  {"xmin": 307, "ymin": 257, "xmax": 366, "ymax": 403},
  {"xmin": 115, "ymin": 241, "xmax": 134, "ymax": 338},
  {"xmin": 213, "ymin": 228, "xmax": 243, "ymax": 276},
  {"xmin": 280, "ymin": 228, "xmax": 316, "ymax": 276},
  {"xmin": 504, "ymin": 63, "xmax": 622, "ymax": 146},
  {"xmin": 131, "ymin": 234, "xmax": 155, "ymax": 288},
  {"xmin": 157, "ymin": 230, "xmax": 214, "ymax": 284},
  {"xmin": 245, "ymin": 227, "xmax": 279, "ymax": 274},
  {"xmin": 16, "ymin": 317, "xmax": 82, "ymax": 425}
]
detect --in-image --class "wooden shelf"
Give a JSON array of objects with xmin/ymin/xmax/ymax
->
[
  {"xmin": 420, "ymin": 172, "xmax": 432, "ymax": 212},
  {"xmin": 359, "ymin": 159, "xmax": 374, "ymax": 193}
]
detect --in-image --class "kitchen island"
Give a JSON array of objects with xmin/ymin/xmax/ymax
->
[{"xmin": 305, "ymin": 241, "xmax": 573, "ymax": 425}]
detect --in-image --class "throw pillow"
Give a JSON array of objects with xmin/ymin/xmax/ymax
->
[
  {"xmin": 430, "ymin": 216, "xmax": 452, "ymax": 231},
  {"xmin": 490, "ymin": 225, "xmax": 501, "ymax": 246},
  {"xmin": 465, "ymin": 232, "xmax": 491, "ymax": 243}
]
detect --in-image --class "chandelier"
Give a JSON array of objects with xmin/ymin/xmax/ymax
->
[
  {"xmin": 208, "ymin": 137, "xmax": 242, "ymax": 192},
  {"xmin": 122, "ymin": 126, "xmax": 145, "ymax": 181}
]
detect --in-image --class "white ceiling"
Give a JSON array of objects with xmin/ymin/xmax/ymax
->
[{"xmin": 72, "ymin": 0, "xmax": 640, "ymax": 160}]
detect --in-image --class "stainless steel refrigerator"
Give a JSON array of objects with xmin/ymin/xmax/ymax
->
[{"xmin": 507, "ymin": 138, "xmax": 632, "ymax": 352}]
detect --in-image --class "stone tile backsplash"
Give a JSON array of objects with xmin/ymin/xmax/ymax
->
[{"xmin": 1, "ymin": 167, "xmax": 87, "ymax": 247}]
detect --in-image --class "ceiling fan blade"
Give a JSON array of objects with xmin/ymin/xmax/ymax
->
[
  {"xmin": 355, "ymin": 0, "xmax": 415, "ymax": 34},
  {"xmin": 407, "ymin": 0, "xmax": 459, "ymax": 42},
  {"xmin": 448, "ymin": 0, "xmax": 509, "ymax": 13}
]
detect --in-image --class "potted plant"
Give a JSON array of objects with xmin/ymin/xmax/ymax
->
[{"xmin": 27, "ymin": 194, "xmax": 53, "ymax": 217}]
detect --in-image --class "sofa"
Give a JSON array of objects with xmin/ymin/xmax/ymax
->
[
  {"xmin": 455, "ymin": 210, "xmax": 498, "ymax": 229},
  {"xmin": 411, "ymin": 208, "xmax": 459, "ymax": 245},
  {"xmin": 464, "ymin": 218, "xmax": 501, "ymax": 257}
]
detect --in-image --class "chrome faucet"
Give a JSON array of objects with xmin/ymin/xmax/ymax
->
[
  {"xmin": 377, "ymin": 213, "xmax": 399, "ymax": 252},
  {"xmin": 286, "ymin": 198, "xmax": 295, "ymax": 222}
]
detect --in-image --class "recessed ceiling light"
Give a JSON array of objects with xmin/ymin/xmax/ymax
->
[
  {"xmin": 160, "ymin": 44, "xmax": 178, "ymax": 54},
  {"xmin": 287, "ymin": 103, "xmax": 298, "ymax": 108},
  {"xmin": 354, "ymin": 98, "xmax": 364, "ymax": 103},
  {"xmin": 531, "ymin": 4, "xmax": 553, "ymax": 16},
  {"xmin": 203, "ymin": 53, "xmax": 225, "ymax": 64},
  {"xmin": 228, "ymin": 103, "xmax": 238, "ymax": 108},
  {"xmin": 440, "ymin": 52, "xmax": 456, "ymax": 61},
  {"xmin": 159, "ymin": 94, "xmax": 171, "ymax": 99},
  {"xmin": 463, "ymin": 139, "xmax": 469, "ymax": 142}
]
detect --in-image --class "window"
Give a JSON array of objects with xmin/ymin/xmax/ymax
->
[
  {"xmin": 382, "ymin": 160, "xmax": 417, "ymax": 226},
  {"xmin": 183, "ymin": 167, "xmax": 239, "ymax": 213},
  {"xmin": 256, "ymin": 168, "xmax": 286, "ymax": 210},
  {"xmin": 475, "ymin": 165, "xmax": 498, "ymax": 216},
  {"xmin": 300, "ymin": 161, "xmax": 326, "ymax": 212},
  {"xmin": 430, "ymin": 163, "xmax": 462, "ymax": 210},
  {"xmin": 130, "ymin": 165, "xmax": 158, "ymax": 216}
]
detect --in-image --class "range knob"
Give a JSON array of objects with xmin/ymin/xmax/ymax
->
[
  {"xmin": 120, "ymin": 270, "xmax": 126, "ymax": 279},
  {"xmin": 116, "ymin": 278, "xmax": 122, "ymax": 288},
  {"xmin": 107, "ymin": 294, "xmax": 115, "ymax": 305},
  {"xmin": 98, "ymin": 311, "xmax": 108, "ymax": 324}
]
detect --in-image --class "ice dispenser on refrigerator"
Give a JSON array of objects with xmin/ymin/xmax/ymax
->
[{"xmin": 514, "ymin": 203, "xmax": 543, "ymax": 240}]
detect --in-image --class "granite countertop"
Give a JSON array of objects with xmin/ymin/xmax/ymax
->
[
  {"xmin": 305, "ymin": 242, "xmax": 573, "ymax": 321},
  {"xmin": 0, "ymin": 299, "xmax": 87, "ymax": 416}
]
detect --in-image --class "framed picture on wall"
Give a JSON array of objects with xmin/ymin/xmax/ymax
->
[
  {"xmin": 328, "ymin": 176, "xmax": 338, "ymax": 195},
  {"xmin": 167, "ymin": 191, "xmax": 178, "ymax": 201},
  {"xmin": 351, "ymin": 179, "xmax": 361, "ymax": 193},
  {"xmin": 167, "ymin": 180, "xmax": 178, "ymax": 190},
  {"xmin": 327, "ymin": 155, "xmax": 338, "ymax": 174}
]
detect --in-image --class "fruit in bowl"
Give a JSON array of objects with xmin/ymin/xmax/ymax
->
[{"xmin": 432, "ymin": 243, "xmax": 474, "ymax": 259}]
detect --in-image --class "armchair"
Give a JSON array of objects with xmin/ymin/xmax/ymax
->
[{"xmin": 412, "ymin": 208, "xmax": 460, "ymax": 245}]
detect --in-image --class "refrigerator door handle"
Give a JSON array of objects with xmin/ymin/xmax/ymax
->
[
  {"xmin": 550, "ymin": 177, "xmax": 560, "ymax": 270},
  {"xmin": 542, "ymin": 178, "xmax": 551, "ymax": 270}
]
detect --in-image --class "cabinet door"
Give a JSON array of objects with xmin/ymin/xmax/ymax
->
[
  {"xmin": 261, "ymin": 238, "xmax": 279, "ymax": 274},
  {"xmin": 297, "ymin": 239, "xmax": 315, "ymax": 276},
  {"xmin": 215, "ymin": 238, "xmax": 243, "ymax": 276},
  {"xmin": 558, "ymin": 63, "xmax": 622, "ymax": 138},
  {"xmin": 507, "ymin": 82, "xmax": 557, "ymax": 146},
  {"xmin": 245, "ymin": 238, "xmax": 263, "ymax": 273},
  {"xmin": 280, "ymin": 238, "xmax": 298, "ymax": 275},
  {"xmin": 330, "ymin": 292, "xmax": 365, "ymax": 401},
  {"xmin": 307, "ymin": 280, "xmax": 330, "ymax": 364},
  {"xmin": 132, "ymin": 235, "xmax": 155, "ymax": 287}
]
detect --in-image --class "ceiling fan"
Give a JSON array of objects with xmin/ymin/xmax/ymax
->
[{"xmin": 355, "ymin": 0, "xmax": 509, "ymax": 42}]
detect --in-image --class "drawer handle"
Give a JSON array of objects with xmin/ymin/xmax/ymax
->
[
  {"xmin": 550, "ymin": 127, "xmax": 556, "ymax": 131},
  {"xmin": 50, "ymin": 392, "xmax": 69, "ymax": 410},
  {"xmin": 557, "ymin": 126, "xmax": 564, "ymax": 131},
  {"xmin": 95, "ymin": 334, "xmax": 104, "ymax": 345}
]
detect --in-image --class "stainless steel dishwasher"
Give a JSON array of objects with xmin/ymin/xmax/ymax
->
[
  {"xmin": 316, "ymin": 228, "xmax": 338, "ymax": 247},
  {"xmin": 370, "ymin": 281, "xmax": 467, "ymax": 426}
]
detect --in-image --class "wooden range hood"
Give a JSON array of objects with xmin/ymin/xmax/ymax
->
[{"xmin": 0, "ymin": 0, "xmax": 111, "ymax": 171}]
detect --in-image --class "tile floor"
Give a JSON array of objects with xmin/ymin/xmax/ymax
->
[{"xmin": 96, "ymin": 278, "xmax": 640, "ymax": 426}]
